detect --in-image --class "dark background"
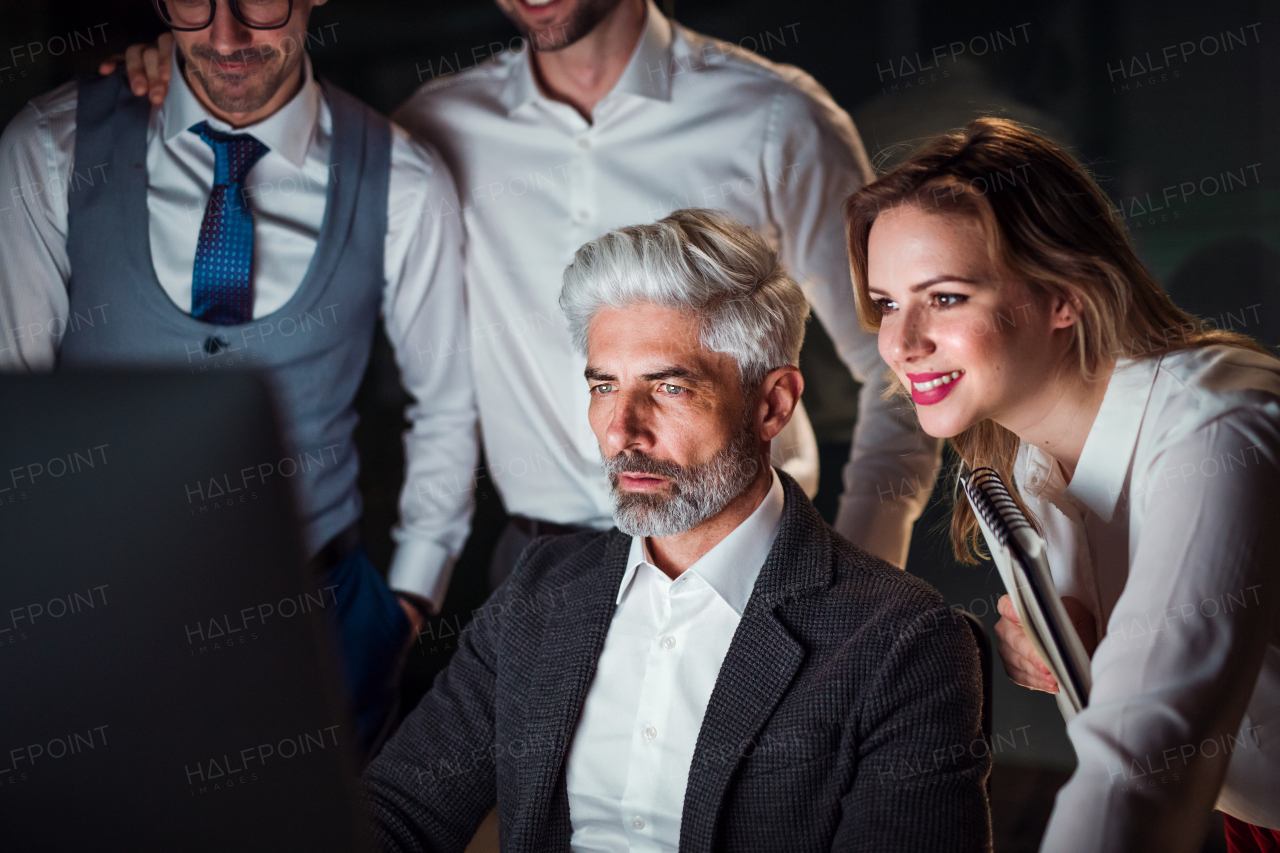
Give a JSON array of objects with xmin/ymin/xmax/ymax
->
[{"xmin": 3, "ymin": 2, "xmax": 1275, "ymax": 849}]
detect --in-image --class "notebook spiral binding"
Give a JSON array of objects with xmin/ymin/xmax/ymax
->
[
  {"xmin": 961, "ymin": 466, "xmax": 1091, "ymax": 712},
  {"xmin": 962, "ymin": 467, "xmax": 1032, "ymax": 549}
]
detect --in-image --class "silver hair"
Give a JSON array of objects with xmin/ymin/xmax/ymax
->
[{"xmin": 559, "ymin": 208, "xmax": 810, "ymax": 387}]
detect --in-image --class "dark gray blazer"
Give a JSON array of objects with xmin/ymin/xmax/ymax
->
[{"xmin": 365, "ymin": 472, "xmax": 991, "ymax": 852}]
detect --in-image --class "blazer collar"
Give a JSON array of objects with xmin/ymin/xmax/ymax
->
[
  {"xmin": 680, "ymin": 471, "xmax": 831, "ymax": 850},
  {"xmin": 516, "ymin": 530, "xmax": 631, "ymax": 848},
  {"xmin": 742, "ymin": 469, "xmax": 833, "ymax": 608}
]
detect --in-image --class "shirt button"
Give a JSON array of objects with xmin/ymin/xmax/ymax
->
[
  {"xmin": 644, "ymin": 726, "xmax": 657, "ymax": 740},
  {"xmin": 632, "ymin": 817, "xmax": 646, "ymax": 830},
  {"xmin": 662, "ymin": 635, "xmax": 677, "ymax": 649},
  {"xmin": 577, "ymin": 137, "xmax": 591, "ymax": 149},
  {"xmin": 576, "ymin": 209, "xmax": 590, "ymax": 221}
]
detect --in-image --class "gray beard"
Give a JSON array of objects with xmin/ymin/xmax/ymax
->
[{"xmin": 602, "ymin": 415, "xmax": 763, "ymax": 538}]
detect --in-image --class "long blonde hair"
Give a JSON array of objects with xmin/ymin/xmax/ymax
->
[{"xmin": 845, "ymin": 117, "xmax": 1270, "ymax": 563}]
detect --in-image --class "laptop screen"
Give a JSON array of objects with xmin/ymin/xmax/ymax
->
[{"xmin": 0, "ymin": 371, "xmax": 373, "ymax": 852}]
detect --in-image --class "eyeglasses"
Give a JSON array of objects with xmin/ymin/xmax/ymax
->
[{"xmin": 151, "ymin": 0, "xmax": 294, "ymax": 31}]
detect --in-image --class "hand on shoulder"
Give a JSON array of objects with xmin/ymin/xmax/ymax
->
[{"xmin": 98, "ymin": 32, "xmax": 174, "ymax": 105}]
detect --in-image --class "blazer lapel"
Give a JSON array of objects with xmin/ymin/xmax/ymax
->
[
  {"xmin": 679, "ymin": 473, "xmax": 832, "ymax": 852},
  {"xmin": 512, "ymin": 532, "xmax": 630, "ymax": 849},
  {"xmin": 680, "ymin": 607, "xmax": 805, "ymax": 851}
]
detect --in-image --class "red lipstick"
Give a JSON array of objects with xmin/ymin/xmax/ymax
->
[{"xmin": 906, "ymin": 370, "xmax": 964, "ymax": 406}]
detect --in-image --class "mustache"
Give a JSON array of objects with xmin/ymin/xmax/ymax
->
[
  {"xmin": 601, "ymin": 450, "xmax": 685, "ymax": 481},
  {"xmin": 188, "ymin": 44, "xmax": 278, "ymax": 67}
]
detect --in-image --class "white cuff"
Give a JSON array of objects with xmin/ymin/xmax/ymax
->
[{"xmin": 388, "ymin": 536, "xmax": 454, "ymax": 608}]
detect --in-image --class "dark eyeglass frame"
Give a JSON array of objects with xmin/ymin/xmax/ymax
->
[{"xmin": 151, "ymin": 0, "xmax": 295, "ymax": 31}]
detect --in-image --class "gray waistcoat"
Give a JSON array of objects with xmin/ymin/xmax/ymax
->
[{"xmin": 60, "ymin": 70, "xmax": 390, "ymax": 557}]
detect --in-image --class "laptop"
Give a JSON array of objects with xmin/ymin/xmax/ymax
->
[{"xmin": 0, "ymin": 371, "xmax": 374, "ymax": 852}]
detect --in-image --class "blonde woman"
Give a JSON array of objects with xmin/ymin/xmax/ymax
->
[{"xmin": 845, "ymin": 117, "xmax": 1279, "ymax": 852}]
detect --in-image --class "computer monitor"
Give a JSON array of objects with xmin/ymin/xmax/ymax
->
[{"xmin": 0, "ymin": 371, "xmax": 373, "ymax": 852}]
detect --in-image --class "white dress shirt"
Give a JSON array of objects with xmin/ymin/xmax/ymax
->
[
  {"xmin": 392, "ymin": 0, "xmax": 939, "ymax": 577},
  {"xmin": 1018, "ymin": 346, "xmax": 1280, "ymax": 849},
  {"xmin": 0, "ymin": 55, "xmax": 476, "ymax": 603},
  {"xmin": 564, "ymin": 468, "xmax": 785, "ymax": 852}
]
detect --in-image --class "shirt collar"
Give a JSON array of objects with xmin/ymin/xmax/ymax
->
[
  {"xmin": 618, "ymin": 467, "xmax": 785, "ymax": 615},
  {"xmin": 612, "ymin": 0, "xmax": 675, "ymax": 102},
  {"xmin": 498, "ymin": 0, "xmax": 674, "ymax": 115},
  {"xmin": 1024, "ymin": 355, "xmax": 1162, "ymax": 522},
  {"xmin": 162, "ymin": 50, "xmax": 319, "ymax": 167}
]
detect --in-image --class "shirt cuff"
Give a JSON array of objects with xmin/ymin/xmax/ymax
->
[{"xmin": 388, "ymin": 536, "xmax": 455, "ymax": 608}]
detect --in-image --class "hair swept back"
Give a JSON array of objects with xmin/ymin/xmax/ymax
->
[
  {"xmin": 844, "ymin": 117, "xmax": 1270, "ymax": 563},
  {"xmin": 559, "ymin": 207, "xmax": 810, "ymax": 388}
]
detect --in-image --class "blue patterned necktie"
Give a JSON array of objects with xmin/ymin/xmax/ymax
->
[{"xmin": 189, "ymin": 121, "xmax": 270, "ymax": 325}]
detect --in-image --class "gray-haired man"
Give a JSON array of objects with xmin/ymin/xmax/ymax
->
[{"xmin": 364, "ymin": 209, "xmax": 989, "ymax": 852}]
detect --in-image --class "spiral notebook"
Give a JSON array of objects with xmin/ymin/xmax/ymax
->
[{"xmin": 961, "ymin": 467, "xmax": 1092, "ymax": 716}]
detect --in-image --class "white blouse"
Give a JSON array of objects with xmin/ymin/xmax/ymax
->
[{"xmin": 1017, "ymin": 345, "xmax": 1280, "ymax": 851}]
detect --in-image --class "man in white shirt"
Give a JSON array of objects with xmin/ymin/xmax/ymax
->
[
  {"xmin": 0, "ymin": 0, "xmax": 475, "ymax": 754},
  {"xmin": 364, "ymin": 210, "xmax": 989, "ymax": 852},
  {"xmin": 393, "ymin": 0, "xmax": 940, "ymax": 596}
]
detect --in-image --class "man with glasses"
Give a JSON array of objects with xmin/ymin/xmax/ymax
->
[{"xmin": 0, "ymin": 0, "xmax": 476, "ymax": 757}]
